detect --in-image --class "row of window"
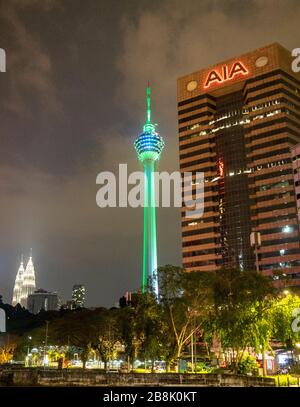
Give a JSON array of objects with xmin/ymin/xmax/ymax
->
[
  {"xmin": 260, "ymin": 248, "xmax": 300, "ymax": 259},
  {"xmin": 245, "ymin": 77, "xmax": 300, "ymax": 99},
  {"xmin": 246, "ymin": 86, "xmax": 300, "ymax": 106},
  {"xmin": 183, "ymin": 248, "xmax": 300, "ymax": 260},
  {"xmin": 245, "ymin": 68, "xmax": 300, "ymax": 89},
  {"xmin": 247, "ymin": 125, "xmax": 299, "ymax": 143},
  {"xmin": 250, "ymin": 147, "xmax": 290, "ymax": 163},
  {"xmin": 182, "ymin": 235, "xmax": 300, "ymax": 249},
  {"xmin": 246, "ymin": 136, "xmax": 289, "ymax": 154},
  {"xmin": 184, "ymin": 260, "xmax": 300, "ymax": 271},
  {"xmin": 250, "ymin": 212, "xmax": 296, "ymax": 226},
  {"xmin": 261, "ymin": 260, "xmax": 300, "ymax": 270},
  {"xmin": 259, "ymin": 225, "xmax": 297, "ymax": 235},
  {"xmin": 251, "ymin": 201, "xmax": 295, "ymax": 215},
  {"xmin": 178, "ymin": 102, "xmax": 215, "ymax": 117}
]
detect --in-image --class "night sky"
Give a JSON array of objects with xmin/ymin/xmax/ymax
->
[{"xmin": 0, "ymin": 0, "xmax": 299, "ymax": 307}]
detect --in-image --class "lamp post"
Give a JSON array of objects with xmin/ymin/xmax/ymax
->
[
  {"xmin": 191, "ymin": 332, "xmax": 194, "ymax": 373},
  {"xmin": 27, "ymin": 336, "xmax": 32, "ymax": 357},
  {"xmin": 43, "ymin": 321, "xmax": 49, "ymax": 369}
]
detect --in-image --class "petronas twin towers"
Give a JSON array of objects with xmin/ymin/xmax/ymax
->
[{"xmin": 12, "ymin": 252, "xmax": 36, "ymax": 308}]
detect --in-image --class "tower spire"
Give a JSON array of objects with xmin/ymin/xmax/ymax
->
[
  {"xmin": 12, "ymin": 255, "xmax": 25, "ymax": 306},
  {"xmin": 143, "ymin": 84, "xmax": 156, "ymax": 134},
  {"xmin": 146, "ymin": 82, "xmax": 151, "ymax": 125}
]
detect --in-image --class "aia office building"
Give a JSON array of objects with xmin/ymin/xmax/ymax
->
[{"xmin": 178, "ymin": 43, "xmax": 300, "ymax": 291}]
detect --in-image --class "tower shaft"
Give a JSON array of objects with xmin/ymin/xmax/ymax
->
[{"xmin": 142, "ymin": 160, "xmax": 158, "ymax": 295}]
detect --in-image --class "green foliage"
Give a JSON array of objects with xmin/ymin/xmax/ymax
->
[
  {"xmin": 194, "ymin": 362, "xmax": 213, "ymax": 373},
  {"xmin": 3, "ymin": 266, "xmax": 300, "ymax": 375},
  {"xmin": 269, "ymin": 294, "xmax": 300, "ymax": 347},
  {"xmin": 158, "ymin": 265, "xmax": 212, "ymax": 368},
  {"xmin": 234, "ymin": 355, "xmax": 259, "ymax": 375},
  {"xmin": 274, "ymin": 374, "xmax": 299, "ymax": 387},
  {"xmin": 204, "ymin": 267, "xmax": 275, "ymax": 371}
]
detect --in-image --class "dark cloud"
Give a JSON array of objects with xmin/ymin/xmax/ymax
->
[{"xmin": 0, "ymin": 0, "xmax": 299, "ymax": 306}]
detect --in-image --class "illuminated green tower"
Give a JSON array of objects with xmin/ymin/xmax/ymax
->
[{"xmin": 134, "ymin": 86, "xmax": 165, "ymax": 296}]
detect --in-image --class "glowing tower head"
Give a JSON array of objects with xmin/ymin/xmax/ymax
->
[
  {"xmin": 134, "ymin": 85, "xmax": 165, "ymax": 297},
  {"xmin": 134, "ymin": 86, "xmax": 165, "ymax": 162}
]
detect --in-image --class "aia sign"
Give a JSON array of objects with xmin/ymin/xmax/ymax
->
[{"xmin": 204, "ymin": 61, "xmax": 248, "ymax": 89}]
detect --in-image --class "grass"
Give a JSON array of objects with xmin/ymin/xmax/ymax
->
[{"xmin": 270, "ymin": 374, "xmax": 300, "ymax": 387}]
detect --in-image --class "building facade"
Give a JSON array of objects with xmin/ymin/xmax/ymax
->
[
  {"xmin": 72, "ymin": 284, "xmax": 86, "ymax": 308},
  {"xmin": 178, "ymin": 43, "xmax": 300, "ymax": 290},
  {"xmin": 12, "ymin": 258, "xmax": 25, "ymax": 306},
  {"xmin": 12, "ymin": 253, "xmax": 36, "ymax": 308},
  {"xmin": 21, "ymin": 255, "xmax": 36, "ymax": 307},
  {"xmin": 291, "ymin": 143, "xmax": 300, "ymax": 224},
  {"xmin": 27, "ymin": 289, "xmax": 59, "ymax": 314}
]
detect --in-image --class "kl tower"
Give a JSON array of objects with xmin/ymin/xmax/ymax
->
[{"xmin": 134, "ymin": 85, "xmax": 165, "ymax": 296}]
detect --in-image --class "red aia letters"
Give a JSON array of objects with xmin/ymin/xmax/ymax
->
[{"xmin": 204, "ymin": 61, "xmax": 248, "ymax": 89}]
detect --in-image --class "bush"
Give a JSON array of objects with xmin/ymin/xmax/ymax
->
[
  {"xmin": 235, "ymin": 356, "xmax": 259, "ymax": 375},
  {"xmin": 275, "ymin": 374, "xmax": 299, "ymax": 387}
]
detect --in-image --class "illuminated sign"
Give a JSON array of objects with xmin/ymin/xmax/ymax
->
[{"xmin": 204, "ymin": 61, "xmax": 248, "ymax": 89}]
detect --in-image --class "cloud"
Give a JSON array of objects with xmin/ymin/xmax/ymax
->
[
  {"xmin": 116, "ymin": 0, "xmax": 300, "ymax": 121},
  {"xmin": 0, "ymin": 0, "xmax": 61, "ymax": 115}
]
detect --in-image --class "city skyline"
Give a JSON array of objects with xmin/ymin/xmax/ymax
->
[{"xmin": 0, "ymin": 0, "xmax": 300, "ymax": 307}]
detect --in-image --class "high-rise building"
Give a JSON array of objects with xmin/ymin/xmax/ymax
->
[
  {"xmin": 178, "ymin": 43, "xmax": 300, "ymax": 290},
  {"xmin": 21, "ymin": 253, "xmax": 36, "ymax": 307},
  {"xmin": 27, "ymin": 289, "xmax": 59, "ymax": 314},
  {"xmin": 12, "ymin": 252, "xmax": 36, "ymax": 308},
  {"xmin": 12, "ymin": 257, "xmax": 25, "ymax": 306},
  {"xmin": 134, "ymin": 86, "xmax": 165, "ymax": 295},
  {"xmin": 72, "ymin": 284, "xmax": 86, "ymax": 308}
]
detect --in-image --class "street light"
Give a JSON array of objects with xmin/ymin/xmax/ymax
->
[
  {"xmin": 27, "ymin": 336, "xmax": 32, "ymax": 356},
  {"xmin": 43, "ymin": 321, "xmax": 49, "ymax": 368}
]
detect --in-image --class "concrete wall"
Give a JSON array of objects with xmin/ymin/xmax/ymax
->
[{"xmin": 0, "ymin": 369, "xmax": 275, "ymax": 387}]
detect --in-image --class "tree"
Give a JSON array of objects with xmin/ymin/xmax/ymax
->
[
  {"xmin": 44, "ymin": 309, "xmax": 97, "ymax": 368},
  {"xmin": 132, "ymin": 292, "xmax": 163, "ymax": 372},
  {"xmin": 0, "ymin": 334, "xmax": 18, "ymax": 364},
  {"xmin": 118, "ymin": 292, "xmax": 163, "ymax": 371},
  {"xmin": 158, "ymin": 265, "xmax": 212, "ymax": 371},
  {"xmin": 206, "ymin": 267, "xmax": 275, "ymax": 372},
  {"xmin": 270, "ymin": 293, "xmax": 300, "ymax": 348},
  {"xmin": 91, "ymin": 308, "xmax": 121, "ymax": 371}
]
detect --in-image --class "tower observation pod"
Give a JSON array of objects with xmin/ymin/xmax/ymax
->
[{"xmin": 134, "ymin": 86, "xmax": 165, "ymax": 296}]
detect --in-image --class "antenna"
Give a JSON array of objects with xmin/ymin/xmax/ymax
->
[{"xmin": 146, "ymin": 82, "xmax": 151, "ymax": 124}]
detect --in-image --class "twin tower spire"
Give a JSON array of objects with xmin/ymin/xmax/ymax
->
[{"xmin": 12, "ymin": 250, "xmax": 36, "ymax": 308}]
